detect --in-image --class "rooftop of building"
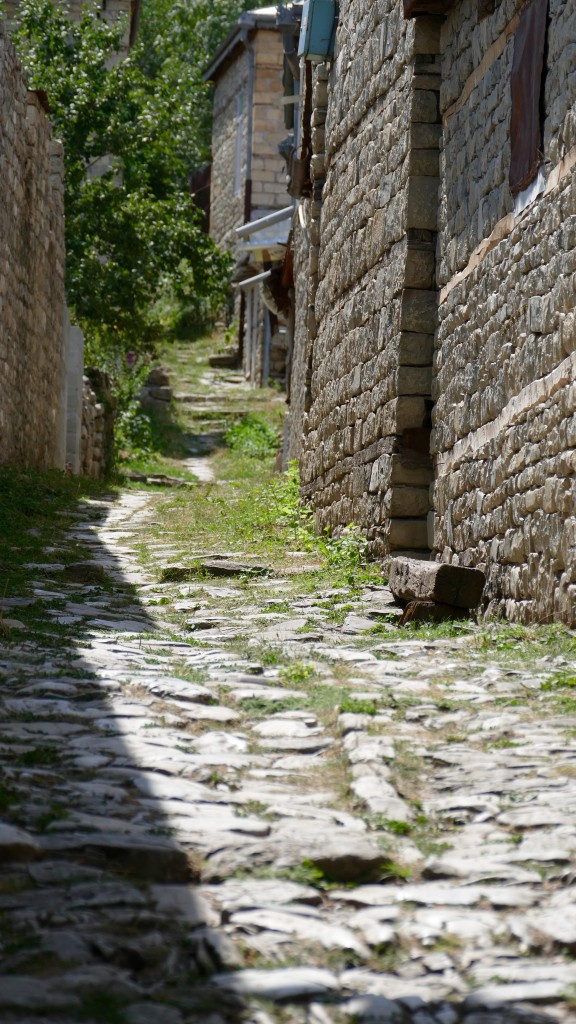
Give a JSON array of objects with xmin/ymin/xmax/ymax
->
[{"xmin": 204, "ymin": 6, "xmax": 281, "ymax": 82}]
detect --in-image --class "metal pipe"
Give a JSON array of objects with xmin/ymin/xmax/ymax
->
[
  {"xmin": 236, "ymin": 206, "xmax": 293, "ymax": 237},
  {"xmin": 232, "ymin": 270, "xmax": 272, "ymax": 289}
]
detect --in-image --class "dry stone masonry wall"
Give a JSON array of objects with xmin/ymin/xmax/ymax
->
[
  {"xmin": 432, "ymin": 0, "xmax": 576, "ymax": 625},
  {"xmin": 0, "ymin": 27, "xmax": 67, "ymax": 471},
  {"xmin": 290, "ymin": 0, "xmax": 575, "ymax": 625},
  {"xmin": 210, "ymin": 49, "xmax": 249, "ymax": 249},
  {"xmin": 300, "ymin": 2, "xmax": 438, "ymax": 559}
]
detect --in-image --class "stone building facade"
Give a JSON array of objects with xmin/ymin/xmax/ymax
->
[
  {"xmin": 433, "ymin": 0, "xmax": 576, "ymax": 624},
  {"xmin": 291, "ymin": 5, "xmax": 440, "ymax": 561},
  {"xmin": 207, "ymin": 8, "xmax": 288, "ymax": 249},
  {"xmin": 0, "ymin": 26, "xmax": 68, "ymax": 471},
  {"xmin": 207, "ymin": 8, "xmax": 291, "ymax": 386},
  {"xmin": 287, "ymin": 0, "xmax": 576, "ymax": 625}
]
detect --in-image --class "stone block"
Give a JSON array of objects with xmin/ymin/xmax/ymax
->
[
  {"xmin": 64, "ymin": 562, "xmax": 106, "ymax": 584},
  {"xmin": 528, "ymin": 296, "xmax": 556, "ymax": 334},
  {"xmin": 311, "ymin": 153, "xmax": 326, "ymax": 179},
  {"xmin": 398, "ymin": 332, "xmax": 434, "ymax": 365},
  {"xmin": 407, "ymin": 177, "xmax": 440, "ymax": 231},
  {"xmin": 391, "ymin": 453, "xmax": 433, "ymax": 486},
  {"xmin": 411, "ymin": 123, "xmax": 442, "ymax": 149},
  {"xmin": 389, "ymin": 557, "xmax": 485, "ymax": 608},
  {"xmin": 400, "ymin": 599, "xmax": 470, "ymax": 624},
  {"xmin": 395, "ymin": 365, "xmax": 433, "ymax": 395},
  {"xmin": 411, "ymin": 90, "xmax": 439, "ymax": 123},
  {"xmin": 313, "ymin": 80, "xmax": 328, "ymax": 107},
  {"xmin": 393, "ymin": 396, "xmax": 429, "ymax": 432},
  {"xmin": 413, "ymin": 16, "xmax": 442, "ymax": 54},
  {"xmin": 401, "ymin": 290, "xmax": 437, "ymax": 333},
  {"xmin": 311, "ymin": 125, "xmax": 326, "ymax": 152},
  {"xmin": 385, "ymin": 485, "xmax": 430, "ymax": 517},
  {"xmin": 560, "ymin": 311, "xmax": 576, "ymax": 354},
  {"xmin": 388, "ymin": 519, "xmax": 430, "ymax": 550},
  {"xmin": 405, "ymin": 248, "xmax": 436, "ymax": 289}
]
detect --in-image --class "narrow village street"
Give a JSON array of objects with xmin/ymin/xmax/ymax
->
[{"xmin": 1, "ymin": 346, "xmax": 576, "ymax": 1024}]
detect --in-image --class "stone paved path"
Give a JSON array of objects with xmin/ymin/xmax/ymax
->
[{"xmin": 1, "ymin": 375, "xmax": 576, "ymax": 1023}]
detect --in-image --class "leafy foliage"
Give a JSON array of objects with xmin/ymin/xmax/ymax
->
[
  {"xmin": 13, "ymin": 0, "xmax": 232, "ymax": 353},
  {"xmin": 224, "ymin": 414, "xmax": 280, "ymax": 457}
]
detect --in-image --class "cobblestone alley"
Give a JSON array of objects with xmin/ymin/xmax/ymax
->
[{"xmin": 1, "ymin": 354, "xmax": 576, "ymax": 1024}]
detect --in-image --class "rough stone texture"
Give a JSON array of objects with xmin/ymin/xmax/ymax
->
[
  {"xmin": 0, "ymin": 28, "xmax": 67, "ymax": 471},
  {"xmin": 209, "ymin": 28, "xmax": 287, "ymax": 251},
  {"xmin": 250, "ymin": 29, "xmax": 289, "ymax": 216},
  {"xmin": 389, "ymin": 558, "xmax": 485, "ymax": 609},
  {"xmin": 1, "ymin": 362, "xmax": 576, "ymax": 1022},
  {"xmin": 288, "ymin": 0, "xmax": 576, "ymax": 625},
  {"xmin": 296, "ymin": 6, "xmax": 439, "ymax": 558},
  {"xmin": 209, "ymin": 46, "xmax": 250, "ymax": 251},
  {"xmin": 80, "ymin": 371, "xmax": 115, "ymax": 479},
  {"xmin": 208, "ymin": 21, "xmax": 288, "ymax": 391},
  {"xmin": 432, "ymin": 0, "xmax": 576, "ymax": 625},
  {"xmin": 286, "ymin": 71, "xmax": 323, "ymax": 461}
]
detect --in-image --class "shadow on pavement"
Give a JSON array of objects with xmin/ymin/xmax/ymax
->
[{"xmin": 0, "ymin": 487, "xmax": 568, "ymax": 1024}]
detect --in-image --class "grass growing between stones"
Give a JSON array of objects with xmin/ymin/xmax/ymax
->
[{"xmin": 140, "ymin": 421, "xmax": 384, "ymax": 596}]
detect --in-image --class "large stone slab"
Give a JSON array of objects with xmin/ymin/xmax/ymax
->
[
  {"xmin": 212, "ymin": 967, "xmax": 339, "ymax": 1000},
  {"xmin": 160, "ymin": 560, "xmax": 268, "ymax": 582},
  {"xmin": 389, "ymin": 557, "xmax": 485, "ymax": 609},
  {"xmin": 39, "ymin": 833, "xmax": 196, "ymax": 882}
]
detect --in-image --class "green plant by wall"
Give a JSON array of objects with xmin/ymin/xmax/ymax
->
[{"xmin": 224, "ymin": 414, "xmax": 280, "ymax": 458}]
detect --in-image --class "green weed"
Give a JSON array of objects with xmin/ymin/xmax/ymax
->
[
  {"xmin": 224, "ymin": 413, "xmax": 280, "ymax": 457},
  {"xmin": 234, "ymin": 800, "xmax": 271, "ymax": 819},
  {"xmin": 339, "ymin": 697, "xmax": 378, "ymax": 715},
  {"xmin": 542, "ymin": 671, "xmax": 576, "ymax": 691},
  {"xmin": 380, "ymin": 858, "xmax": 412, "ymax": 881},
  {"xmin": 237, "ymin": 696, "xmax": 305, "ymax": 718}
]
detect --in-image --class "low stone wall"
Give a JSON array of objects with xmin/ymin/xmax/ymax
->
[
  {"xmin": 0, "ymin": 28, "xmax": 67, "ymax": 471},
  {"xmin": 80, "ymin": 371, "xmax": 115, "ymax": 479},
  {"xmin": 210, "ymin": 48, "xmax": 249, "ymax": 250}
]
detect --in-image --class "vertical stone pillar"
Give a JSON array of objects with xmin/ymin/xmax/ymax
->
[{"xmin": 386, "ymin": 15, "xmax": 442, "ymax": 555}]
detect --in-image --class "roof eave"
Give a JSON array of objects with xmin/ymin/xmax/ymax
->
[{"xmin": 204, "ymin": 10, "xmax": 279, "ymax": 82}]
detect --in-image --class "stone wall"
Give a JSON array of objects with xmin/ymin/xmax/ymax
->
[
  {"xmin": 298, "ymin": 3, "xmax": 438, "ymax": 558},
  {"xmin": 251, "ymin": 28, "xmax": 289, "ymax": 215},
  {"xmin": 0, "ymin": 27, "xmax": 67, "ymax": 471},
  {"xmin": 80, "ymin": 374, "xmax": 114, "ymax": 479},
  {"xmin": 210, "ymin": 27, "xmax": 288, "ymax": 245},
  {"xmin": 286, "ymin": 218, "xmax": 312, "ymax": 460},
  {"xmin": 432, "ymin": 0, "xmax": 576, "ymax": 625},
  {"xmin": 288, "ymin": 0, "xmax": 575, "ymax": 625},
  {"xmin": 210, "ymin": 47, "xmax": 249, "ymax": 249}
]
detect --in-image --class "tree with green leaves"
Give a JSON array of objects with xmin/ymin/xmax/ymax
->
[{"xmin": 13, "ymin": 0, "xmax": 240, "ymax": 357}]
